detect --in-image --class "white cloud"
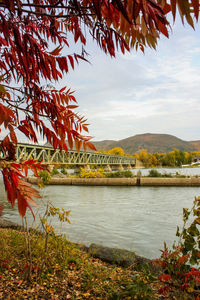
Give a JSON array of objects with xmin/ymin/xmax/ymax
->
[{"xmin": 59, "ymin": 19, "xmax": 200, "ymax": 142}]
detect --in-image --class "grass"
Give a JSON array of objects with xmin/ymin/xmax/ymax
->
[
  {"xmin": 105, "ymin": 170, "xmax": 133, "ymax": 178},
  {"xmin": 0, "ymin": 228, "xmax": 158, "ymax": 299},
  {"xmin": 0, "ymin": 228, "xmax": 196, "ymax": 299}
]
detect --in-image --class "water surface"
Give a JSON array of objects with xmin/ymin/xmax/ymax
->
[{"xmin": 1, "ymin": 173, "xmax": 200, "ymax": 259}]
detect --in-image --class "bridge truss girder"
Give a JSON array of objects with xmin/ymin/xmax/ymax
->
[{"xmin": 15, "ymin": 143, "xmax": 136, "ymax": 167}]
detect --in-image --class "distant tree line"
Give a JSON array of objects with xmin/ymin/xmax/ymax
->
[
  {"xmin": 135, "ymin": 149, "xmax": 199, "ymax": 168},
  {"xmin": 98, "ymin": 147, "xmax": 125, "ymax": 156},
  {"xmin": 99, "ymin": 147, "xmax": 200, "ymax": 168}
]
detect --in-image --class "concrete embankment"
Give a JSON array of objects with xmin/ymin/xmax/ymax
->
[
  {"xmin": 27, "ymin": 177, "xmax": 138, "ymax": 186},
  {"xmin": 140, "ymin": 177, "xmax": 200, "ymax": 186},
  {"xmin": 27, "ymin": 176, "xmax": 200, "ymax": 186}
]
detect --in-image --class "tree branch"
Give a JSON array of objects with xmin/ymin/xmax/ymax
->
[
  {"xmin": 6, "ymin": 100, "xmax": 50, "ymax": 119},
  {"xmin": 21, "ymin": 9, "xmax": 95, "ymax": 18}
]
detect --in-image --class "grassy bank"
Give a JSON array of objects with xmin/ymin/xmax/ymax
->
[
  {"xmin": 1, "ymin": 195, "xmax": 200, "ymax": 300},
  {"xmin": 0, "ymin": 227, "xmax": 187, "ymax": 300},
  {"xmin": 0, "ymin": 227, "xmax": 158, "ymax": 300}
]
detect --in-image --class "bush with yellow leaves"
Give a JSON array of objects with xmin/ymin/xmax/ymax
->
[{"xmin": 79, "ymin": 167, "xmax": 105, "ymax": 178}]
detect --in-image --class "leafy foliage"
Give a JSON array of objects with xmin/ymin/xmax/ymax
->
[
  {"xmin": 105, "ymin": 170, "xmax": 133, "ymax": 178},
  {"xmin": 79, "ymin": 167, "xmax": 105, "ymax": 178},
  {"xmin": 51, "ymin": 167, "xmax": 59, "ymax": 176},
  {"xmin": 38, "ymin": 170, "xmax": 52, "ymax": 185},
  {"xmin": 136, "ymin": 148, "xmax": 194, "ymax": 168},
  {"xmin": 148, "ymin": 169, "xmax": 173, "ymax": 177},
  {"xmin": 0, "ymin": 0, "xmax": 199, "ymax": 217},
  {"xmin": 60, "ymin": 165, "xmax": 68, "ymax": 175},
  {"xmin": 136, "ymin": 149, "xmax": 158, "ymax": 168},
  {"xmin": 176, "ymin": 197, "xmax": 200, "ymax": 265},
  {"xmin": 0, "ymin": 227, "xmax": 161, "ymax": 299},
  {"xmin": 155, "ymin": 197, "xmax": 200, "ymax": 298},
  {"xmin": 108, "ymin": 147, "xmax": 125, "ymax": 156}
]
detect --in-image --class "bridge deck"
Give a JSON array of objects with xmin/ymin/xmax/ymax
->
[{"xmin": 14, "ymin": 143, "xmax": 136, "ymax": 166}]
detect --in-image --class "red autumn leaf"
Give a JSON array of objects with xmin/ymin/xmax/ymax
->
[
  {"xmin": 191, "ymin": 0, "xmax": 200, "ymax": 20},
  {"xmin": 68, "ymin": 55, "xmax": 74, "ymax": 69},
  {"xmin": 24, "ymin": 164, "xmax": 28, "ymax": 177},
  {"xmin": 158, "ymin": 285, "xmax": 170, "ymax": 294},
  {"xmin": 50, "ymin": 46, "xmax": 63, "ymax": 56},
  {"xmin": 163, "ymin": 3, "xmax": 171, "ymax": 15},
  {"xmin": 85, "ymin": 141, "xmax": 96, "ymax": 151},
  {"xmin": 159, "ymin": 274, "xmax": 172, "ymax": 282}
]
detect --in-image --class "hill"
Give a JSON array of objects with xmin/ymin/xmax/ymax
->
[
  {"xmin": 93, "ymin": 133, "xmax": 198, "ymax": 154},
  {"xmin": 189, "ymin": 140, "xmax": 200, "ymax": 151}
]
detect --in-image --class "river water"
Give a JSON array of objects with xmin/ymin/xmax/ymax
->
[{"xmin": 1, "ymin": 167, "xmax": 200, "ymax": 259}]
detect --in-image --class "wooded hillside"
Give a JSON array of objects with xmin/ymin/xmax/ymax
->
[{"xmin": 93, "ymin": 133, "xmax": 198, "ymax": 154}]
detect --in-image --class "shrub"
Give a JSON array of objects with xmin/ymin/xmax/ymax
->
[
  {"xmin": 79, "ymin": 167, "xmax": 105, "ymax": 178},
  {"xmin": 162, "ymin": 172, "xmax": 173, "ymax": 178},
  {"xmin": 38, "ymin": 170, "xmax": 51, "ymax": 184},
  {"xmin": 148, "ymin": 169, "xmax": 162, "ymax": 177},
  {"xmin": 148, "ymin": 169, "xmax": 173, "ymax": 178},
  {"xmin": 51, "ymin": 168, "xmax": 59, "ymax": 176},
  {"xmin": 156, "ymin": 197, "xmax": 200, "ymax": 298},
  {"xmin": 105, "ymin": 170, "xmax": 133, "ymax": 178},
  {"xmin": 60, "ymin": 166, "xmax": 68, "ymax": 175}
]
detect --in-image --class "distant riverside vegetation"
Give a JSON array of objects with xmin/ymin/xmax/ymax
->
[
  {"xmin": 93, "ymin": 133, "xmax": 200, "ymax": 154},
  {"xmin": 98, "ymin": 147, "xmax": 199, "ymax": 168}
]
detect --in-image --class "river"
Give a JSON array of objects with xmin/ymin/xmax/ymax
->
[{"xmin": 1, "ymin": 167, "xmax": 200, "ymax": 259}]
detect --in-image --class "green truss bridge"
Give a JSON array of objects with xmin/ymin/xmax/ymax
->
[{"xmin": 15, "ymin": 143, "xmax": 136, "ymax": 170}]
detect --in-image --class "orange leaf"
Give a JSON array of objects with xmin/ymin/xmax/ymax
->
[
  {"xmin": 170, "ymin": 0, "xmax": 177, "ymax": 21},
  {"xmin": 86, "ymin": 142, "xmax": 96, "ymax": 151},
  {"xmin": 50, "ymin": 46, "xmax": 63, "ymax": 56}
]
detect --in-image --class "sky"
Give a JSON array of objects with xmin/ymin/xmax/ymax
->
[
  {"xmin": 57, "ymin": 17, "xmax": 200, "ymax": 143},
  {"xmin": 1, "ymin": 14, "xmax": 200, "ymax": 145}
]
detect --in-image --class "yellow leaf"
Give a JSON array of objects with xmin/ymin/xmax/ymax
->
[
  {"xmin": 83, "ymin": 292, "xmax": 90, "ymax": 298},
  {"xmin": 187, "ymin": 287, "xmax": 194, "ymax": 293}
]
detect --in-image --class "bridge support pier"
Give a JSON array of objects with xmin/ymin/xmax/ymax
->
[
  {"xmin": 104, "ymin": 164, "xmax": 112, "ymax": 172},
  {"xmin": 47, "ymin": 164, "xmax": 54, "ymax": 172},
  {"xmin": 135, "ymin": 159, "xmax": 145, "ymax": 168},
  {"xmin": 126, "ymin": 164, "xmax": 132, "ymax": 170},
  {"xmin": 118, "ymin": 164, "xmax": 124, "ymax": 171},
  {"xmin": 84, "ymin": 165, "xmax": 91, "ymax": 172}
]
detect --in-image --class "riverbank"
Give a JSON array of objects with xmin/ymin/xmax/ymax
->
[
  {"xmin": 0, "ymin": 219, "xmax": 159, "ymax": 299},
  {"xmin": 0, "ymin": 219, "xmax": 193, "ymax": 299},
  {"xmin": 27, "ymin": 176, "xmax": 200, "ymax": 186},
  {"xmin": 0, "ymin": 218, "xmax": 153, "ymax": 269}
]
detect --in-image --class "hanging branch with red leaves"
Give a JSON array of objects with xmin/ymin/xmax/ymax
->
[{"xmin": 0, "ymin": 0, "xmax": 199, "ymax": 217}]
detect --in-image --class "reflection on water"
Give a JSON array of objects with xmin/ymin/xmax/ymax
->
[{"xmin": 1, "ymin": 169, "xmax": 200, "ymax": 259}]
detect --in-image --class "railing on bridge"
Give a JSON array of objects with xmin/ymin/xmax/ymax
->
[{"xmin": 15, "ymin": 143, "xmax": 136, "ymax": 167}]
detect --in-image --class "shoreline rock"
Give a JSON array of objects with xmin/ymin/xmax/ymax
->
[
  {"xmin": 0, "ymin": 218, "xmax": 160, "ymax": 273},
  {"xmin": 0, "ymin": 218, "xmax": 22, "ymax": 230}
]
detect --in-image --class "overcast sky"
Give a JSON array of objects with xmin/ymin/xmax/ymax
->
[
  {"xmin": 57, "ymin": 17, "xmax": 200, "ymax": 142},
  {"xmin": 1, "ymin": 16, "xmax": 200, "ymax": 144}
]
